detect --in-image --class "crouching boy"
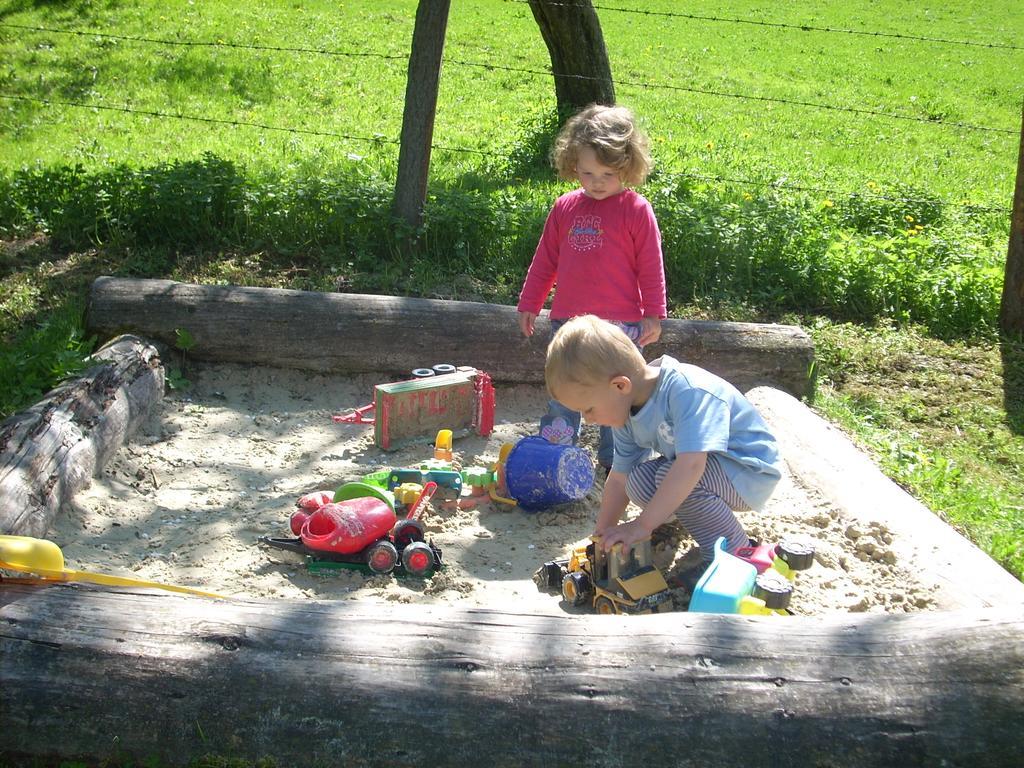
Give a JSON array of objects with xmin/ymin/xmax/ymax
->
[{"xmin": 545, "ymin": 315, "xmax": 783, "ymax": 587}]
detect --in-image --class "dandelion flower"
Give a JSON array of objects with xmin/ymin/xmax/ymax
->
[
  {"xmin": 822, "ymin": 199, "xmax": 834, "ymax": 208},
  {"xmin": 743, "ymin": 192, "xmax": 753, "ymax": 201},
  {"xmin": 904, "ymin": 214, "xmax": 915, "ymax": 223},
  {"xmin": 866, "ymin": 181, "xmax": 878, "ymax": 190},
  {"xmin": 705, "ymin": 141, "xmax": 715, "ymax": 150}
]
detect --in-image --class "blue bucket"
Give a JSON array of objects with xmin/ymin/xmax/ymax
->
[{"xmin": 504, "ymin": 435, "xmax": 595, "ymax": 512}]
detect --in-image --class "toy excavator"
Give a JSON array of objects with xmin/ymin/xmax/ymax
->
[
  {"xmin": 534, "ymin": 535, "xmax": 672, "ymax": 615},
  {"xmin": 534, "ymin": 535, "xmax": 817, "ymax": 616}
]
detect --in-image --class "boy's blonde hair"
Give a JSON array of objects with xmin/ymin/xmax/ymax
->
[
  {"xmin": 545, "ymin": 315, "xmax": 647, "ymax": 399},
  {"xmin": 551, "ymin": 104, "xmax": 653, "ymax": 187}
]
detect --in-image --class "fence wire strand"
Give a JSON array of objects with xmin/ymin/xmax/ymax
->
[
  {"xmin": 2, "ymin": 21, "xmax": 1016, "ymax": 136},
  {"xmin": 507, "ymin": 0, "xmax": 1024, "ymax": 52},
  {"xmin": 0, "ymin": 93, "xmax": 493, "ymax": 156},
  {"xmin": 0, "ymin": 22, "xmax": 408, "ymax": 61},
  {"xmin": 444, "ymin": 57, "xmax": 1017, "ymax": 135},
  {"xmin": 1, "ymin": 93, "xmax": 1008, "ymax": 215}
]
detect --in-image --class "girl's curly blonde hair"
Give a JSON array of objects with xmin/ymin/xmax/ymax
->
[{"xmin": 551, "ymin": 104, "xmax": 653, "ymax": 187}]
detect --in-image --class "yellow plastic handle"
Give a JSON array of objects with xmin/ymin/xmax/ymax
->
[
  {"xmin": 488, "ymin": 486, "xmax": 518, "ymax": 506},
  {"xmin": 63, "ymin": 569, "xmax": 226, "ymax": 599}
]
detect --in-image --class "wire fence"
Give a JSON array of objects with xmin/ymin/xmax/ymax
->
[
  {"xmin": 505, "ymin": 0, "xmax": 1024, "ymax": 52},
  {"xmin": 0, "ymin": 3, "xmax": 1019, "ymax": 216},
  {"xmin": 0, "ymin": 22, "xmax": 409, "ymax": 62},
  {"xmin": 2, "ymin": 21, "xmax": 1016, "ymax": 136},
  {"xmin": 2, "ymin": 91, "xmax": 1006, "ymax": 214}
]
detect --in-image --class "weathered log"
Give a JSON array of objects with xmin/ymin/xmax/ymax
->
[
  {"xmin": 0, "ymin": 335, "xmax": 164, "ymax": 537},
  {"xmin": 84, "ymin": 277, "xmax": 815, "ymax": 397},
  {"xmin": 1, "ymin": 584, "xmax": 1021, "ymax": 767},
  {"xmin": 747, "ymin": 387, "xmax": 1024, "ymax": 610}
]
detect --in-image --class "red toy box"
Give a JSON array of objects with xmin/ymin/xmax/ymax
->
[{"xmin": 335, "ymin": 367, "xmax": 495, "ymax": 451}]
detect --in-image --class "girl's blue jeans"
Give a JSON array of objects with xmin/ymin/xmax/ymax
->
[{"xmin": 540, "ymin": 319, "xmax": 643, "ymax": 468}]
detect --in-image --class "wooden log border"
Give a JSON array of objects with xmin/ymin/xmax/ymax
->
[
  {"xmin": 1, "ymin": 588, "xmax": 1022, "ymax": 767},
  {"xmin": 0, "ymin": 335, "xmax": 163, "ymax": 537},
  {"xmin": 84, "ymin": 277, "xmax": 816, "ymax": 398}
]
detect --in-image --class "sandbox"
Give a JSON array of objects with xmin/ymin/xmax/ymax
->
[
  {"xmin": 49, "ymin": 360, "xmax": 944, "ymax": 616},
  {"xmin": 2, "ymin": 280, "xmax": 1022, "ymax": 767}
]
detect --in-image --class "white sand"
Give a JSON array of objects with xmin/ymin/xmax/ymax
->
[{"xmin": 51, "ymin": 361, "xmax": 939, "ymax": 616}]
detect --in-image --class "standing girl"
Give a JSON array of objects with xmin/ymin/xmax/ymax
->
[{"xmin": 517, "ymin": 103, "xmax": 667, "ymax": 474}]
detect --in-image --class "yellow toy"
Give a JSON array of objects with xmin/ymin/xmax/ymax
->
[
  {"xmin": 534, "ymin": 536, "xmax": 672, "ymax": 615},
  {"xmin": 0, "ymin": 535, "xmax": 224, "ymax": 598}
]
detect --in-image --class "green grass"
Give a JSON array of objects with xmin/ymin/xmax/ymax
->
[
  {"xmin": 0, "ymin": 0, "xmax": 1017, "ymax": 325},
  {"xmin": 0, "ymin": 0, "xmax": 1022, "ymax": 583},
  {"xmin": 808, "ymin": 321, "xmax": 1023, "ymax": 577},
  {"xmin": 0, "ymin": 0, "xmax": 1020, "ymax": 197},
  {"xmin": 0, "ymin": 160, "xmax": 1007, "ymax": 336}
]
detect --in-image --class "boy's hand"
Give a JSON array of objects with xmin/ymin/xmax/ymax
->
[
  {"xmin": 518, "ymin": 311, "xmax": 537, "ymax": 338},
  {"xmin": 637, "ymin": 317, "xmax": 662, "ymax": 346},
  {"xmin": 599, "ymin": 519, "xmax": 651, "ymax": 553}
]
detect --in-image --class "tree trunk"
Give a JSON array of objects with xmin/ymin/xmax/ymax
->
[
  {"xmin": 84, "ymin": 277, "xmax": 815, "ymax": 397},
  {"xmin": 528, "ymin": 0, "xmax": 615, "ymax": 116},
  {"xmin": 0, "ymin": 335, "xmax": 163, "ymax": 537},
  {"xmin": 393, "ymin": 0, "xmax": 452, "ymax": 230},
  {"xmin": 1, "ymin": 585, "xmax": 1021, "ymax": 767},
  {"xmin": 999, "ymin": 101, "xmax": 1024, "ymax": 334}
]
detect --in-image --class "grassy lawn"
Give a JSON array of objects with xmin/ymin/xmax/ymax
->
[
  {"xmin": 0, "ymin": 0, "xmax": 1022, "ymax": 581},
  {"xmin": 1, "ymin": 0, "xmax": 1020, "ymax": 195},
  {"xmin": 810, "ymin": 321, "xmax": 1023, "ymax": 576}
]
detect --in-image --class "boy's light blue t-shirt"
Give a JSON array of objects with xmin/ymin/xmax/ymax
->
[{"xmin": 611, "ymin": 355, "xmax": 782, "ymax": 510}]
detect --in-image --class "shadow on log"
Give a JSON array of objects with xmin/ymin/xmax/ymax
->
[
  {"xmin": 85, "ymin": 277, "xmax": 815, "ymax": 398},
  {"xmin": 1, "ymin": 584, "xmax": 1021, "ymax": 767},
  {"xmin": 0, "ymin": 335, "xmax": 163, "ymax": 537}
]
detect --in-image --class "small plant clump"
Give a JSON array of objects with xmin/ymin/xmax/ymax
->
[{"xmin": 166, "ymin": 327, "xmax": 196, "ymax": 391}]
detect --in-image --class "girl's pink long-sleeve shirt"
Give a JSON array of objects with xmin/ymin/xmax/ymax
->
[{"xmin": 517, "ymin": 188, "xmax": 667, "ymax": 322}]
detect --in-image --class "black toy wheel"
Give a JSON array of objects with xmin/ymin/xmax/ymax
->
[
  {"xmin": 776, "ymin": 538, "xmax": 816, "ymax": 571},
  {"xmin": 366, "ymin": 540, "xmax": 399, "ymax": 574},
  {"xmin": 594, "ymin": 596, "xmax": 617, "ymax": 615},
  {"xmin": 401, "ymin": 541, "xmax": 436, "ymax": 577},
  {"xmin": 753, "ymin": 571, "xmax": 793, "ymax": 610},
  {"xmin": 561, "ymin": 571, "xmax": 592, "ymax": 607},
  {"xmin": 393, "ymin": 519, "xmax": 425, "ymax": 547}
]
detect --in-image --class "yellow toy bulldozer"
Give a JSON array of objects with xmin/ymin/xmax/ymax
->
[{"xmin": 533, "ymin": 535, "xmax": 672, "ymax": 615}]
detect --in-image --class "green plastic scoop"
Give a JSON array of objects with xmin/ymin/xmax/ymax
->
[{"xmin": 0, "ymin": 534, "xmax": 224, "ymax": 599}]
